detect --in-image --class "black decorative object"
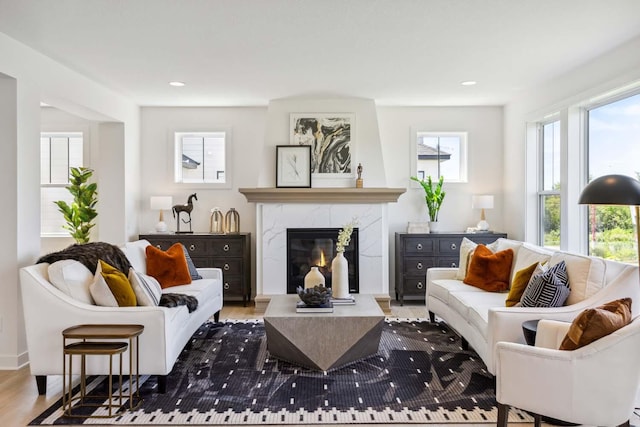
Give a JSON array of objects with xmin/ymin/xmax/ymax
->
[
  {"xmin": 172, "ymin": 193, "xmax": 197, "ymax": 234},
  {"xmin": 297, "ymin": 285, "xmax": 332, "ymax": 307}
]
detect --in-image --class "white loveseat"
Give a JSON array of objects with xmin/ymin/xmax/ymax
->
[
  {"xmin": 20, "ymin": 239, "xmax": 223, "ymax": 394},
  {"xmin": 426, "ymin": 238, "xmax": 640, "ymax": 375}
]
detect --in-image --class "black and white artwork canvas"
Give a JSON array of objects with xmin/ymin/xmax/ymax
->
[{"xmin": 290, "ymin": 113, "xmax": 355, "ymax": 177}]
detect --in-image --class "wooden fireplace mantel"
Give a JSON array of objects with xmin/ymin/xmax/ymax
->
[{"xmin": 238, "ymin": 187, "xmax": 405, "ymax": 204}]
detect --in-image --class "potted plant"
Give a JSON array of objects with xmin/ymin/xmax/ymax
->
[
  {"xmin": 410, "ymin": 175, "xmax": 445, "ymax": 231},
  {"xmin": 55, "ymin": 167, "xmax": 98, "ymax": 243}
]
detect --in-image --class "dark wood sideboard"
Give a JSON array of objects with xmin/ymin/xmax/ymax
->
[
  {"xmin": 139, "ymin": 232, "xmax": 252, "ymax": 306},
  {"xmin": 394, "ymin": 231, "xmax": 507, "ymax": 305}
]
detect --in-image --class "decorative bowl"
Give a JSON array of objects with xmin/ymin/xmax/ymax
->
[{"xmin": 296, "ymin": 285, "xmax": 332, "ymax": 307}]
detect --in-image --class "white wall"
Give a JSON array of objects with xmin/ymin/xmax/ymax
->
[
  {"xmin": 0, "ymin": 32, "xmax": 139, "ymax": 369},
  {"xmin": 140, "ymin": 101, "xmax": 505, "ymax": 296},
  {"xmin": 503, "ymin": 35, "xmax": 640, "ymax": 243}
]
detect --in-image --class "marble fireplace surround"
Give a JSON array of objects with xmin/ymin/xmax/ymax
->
[{"xmin": 240, "ymin": 188, "xmax": 405, "ymax": 313}]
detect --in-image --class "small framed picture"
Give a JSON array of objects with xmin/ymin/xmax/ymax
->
[{"xmin": 276, "ymin": 145, "xmax": 312, "ymax": 188}]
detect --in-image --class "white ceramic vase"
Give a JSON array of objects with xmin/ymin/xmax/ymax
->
[
  {"xmin": 304, "ymin": 266, "xmax": 325, "ymax": 289},
  {"xmin": 428, "ymin": 221, "xmax": 440, "ymax": 233},
  {"xmin": 331, "ymin": 251, "xmax": 350, "ymax": 299}
]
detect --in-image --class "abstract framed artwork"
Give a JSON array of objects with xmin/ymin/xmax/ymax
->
[
  {"xmin": 290, "ymin": 113, "xmax": 355, "ymax": 178},
  {"xmin": 276, "ymin": 145, "xmax": 312, "ymax": 188}
]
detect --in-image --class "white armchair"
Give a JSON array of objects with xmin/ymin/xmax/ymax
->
[{"xmin": 495, "ymin": 318, "xmax": 640, "ymax": 427}]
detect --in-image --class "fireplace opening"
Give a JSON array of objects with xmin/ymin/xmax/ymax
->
[{"xmin": 286, "ymin": 228, "xmax": 359, "ymax": 294}]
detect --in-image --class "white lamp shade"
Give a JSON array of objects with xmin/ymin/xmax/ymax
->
[
  {"xmin": 150, "ymin": 196, "xmax": 173, "ymax": 210},
  {"xmin": 472, "ymin": 195, "xmax": 494, "ymax": 210}
]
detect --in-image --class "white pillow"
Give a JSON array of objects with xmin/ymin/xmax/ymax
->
[
  {"xmin": 89, "ymin": 261, "xmax": 119, "ymax": 307},
  {"xmin": 455, "ymin": 238, "xmax": 477, "ymax": 280},
  {"xmin": 455, "ymin": 237, "xmax": 502, "ymax": 280},
  {"xmin": 128, "ymin": 268, "xmax": 162, "ymax": 306},
  {"xmin": 48, "ymin": 260, "xmax": 94, "ymax": 304}
]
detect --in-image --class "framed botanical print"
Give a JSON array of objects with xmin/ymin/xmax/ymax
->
[
  {"xmin": 276, "ymin": 145, "xmax": 312, "ymax": 188},
  {"xmin": 290, "ymin": 113, "xmax": 355, "ymax": 178}
]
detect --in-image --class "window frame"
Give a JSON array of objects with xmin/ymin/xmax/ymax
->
[
  {"xmin": 410, "ymin": 130, "xmax": 468, "ymax": 186},
  {"xmin": 173, "ymin": 129, "xmax": 232, "ymax": 189},
  {"xmin": 536, "ymin": 119, "xmax": 562, "ymax": 248},
  {"xmin": 40, "ymin": 131, "xmax": 85, "ymax": 237}
]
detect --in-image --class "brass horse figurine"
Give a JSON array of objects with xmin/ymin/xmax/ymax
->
[{"xmin": 172, "ymin": 193, "xmax": 197, "ymax": 233}]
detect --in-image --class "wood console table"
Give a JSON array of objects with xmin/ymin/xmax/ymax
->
[
  {"xmin": 395, "ymin": 231, "xmax": 507, "ymax": 305},
  {"xmin": 140, "ymin": 233, "xmax": 252, "ymax": 305}
]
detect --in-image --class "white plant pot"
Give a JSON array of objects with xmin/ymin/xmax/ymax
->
[{"xmin": 429, "ymin": 221, "xmax": 440, "ymax": 233}]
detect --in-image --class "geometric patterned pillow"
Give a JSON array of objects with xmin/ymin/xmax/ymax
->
[
  {"xmin": 180, "ymin": 244, "xmax": 203, "ymax": 280},
  {"xmin": 520, "ymin": 260, "xmax": 571, "ymax": 307},
  {"xmin": 128, "ymin": 268, "xmax": 162, "ymax": 306}
]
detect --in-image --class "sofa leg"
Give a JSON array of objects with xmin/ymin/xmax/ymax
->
[
  {"xmin": 461, "ymin": 336, "xmax": 469, "ymax": 350},
  {"xmin": 157, "ymin": 375, "xmax": 167, "ymax": 393},
  {"xmin": 214, "ymin": 311, "xmax": 220, "ymax": 323},
  {"xmin": 35, "ymin": 375, "xmax": 47, "ymax": 395},
  {"xmin": 497, "ymin": 403, "xmax": 509, "ymax": 427},
  {"xmin": 428, "ymin": 311, "xmax": 436, "ymax": 323},
  {"xmin": 533, "ymin": 413, "xmax": 542, "ymax": 427}
]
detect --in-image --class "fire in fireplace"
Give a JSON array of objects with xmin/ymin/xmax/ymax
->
[{"xmin": 286, "ymin": 228, "xmax": 359, "ymax": 294}]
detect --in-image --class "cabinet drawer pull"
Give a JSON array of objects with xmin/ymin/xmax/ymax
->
[
  {"xmin": 416, "ymin": 243, "xmax": 423, "ymax": 250},
  {"xmin": 224, "ymin": 282, "xmax": 230, "ymax": 290},
  {"xmin": 416, "ymin": 262, "xmax": 423, "ymax": 270},
  {"xmin": 451, "ymin": 262, "xmax": 457, "ymax": 268},
  {"xmin": 189, "ymin": 244, "xmax": 196, "ymax": 251},
  {"xmin": 223, "ymin": 244, "xmax": 230, "ymax": 252},
  {"xmin": 450, "ymin": 243, "xmax": 457, "ymax": 250},
  {"xmin": 417, "ymin": 281, "xmax": 424, "ymax": 290},
  {"xmin": 223, "ymin": 263, "xmax": 230, "ymax": 271},
  {"xmin": 155, "ymin": 244, "xmax": 162, "ymax": 249}
]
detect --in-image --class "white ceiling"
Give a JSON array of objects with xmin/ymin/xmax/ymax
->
[{"xmin": 2, "ymin": 0, "xmax": 640, "ymax": 107}]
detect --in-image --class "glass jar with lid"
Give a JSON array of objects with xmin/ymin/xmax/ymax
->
[
  {"xmin": 224, "ymin": 208, "xmax": 240, "ymax": 234},
  {"xmin": 210, "ymin": 208, "xmax": 225, "ymax": 234}
]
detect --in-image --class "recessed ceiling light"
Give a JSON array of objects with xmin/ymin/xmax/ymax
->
[
  {"xmin": 169, "ymin": 81, "xmax": 185, "ymax": 87},
  {"xmin": 461, "ymin": 81, "xmax": 477, "ymax": 86}
]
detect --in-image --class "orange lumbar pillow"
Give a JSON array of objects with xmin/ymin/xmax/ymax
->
[
  {"xmin": 559, "ymin": 298, "xmax": 632, "ymax": 350},
  {"xmin": 145, "ymin": 243, "xmax": 192, "ymax": 289},
  {"xmin": 463, "ymin": 244, "xmax": 514, "ymax": 292}
]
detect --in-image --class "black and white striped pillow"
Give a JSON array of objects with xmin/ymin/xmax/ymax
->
[
  {"xmin": 520, "ymin": 261, "xmax": 570, "ymax": 307},
  {"xmin": 128, "ymin": 268, "xmax": 162, "ymax": 306}
]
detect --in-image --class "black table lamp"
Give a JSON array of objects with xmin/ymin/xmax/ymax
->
[{"xmin": 578, "ymin": 174, "xmax": 640, "ymax": 266}]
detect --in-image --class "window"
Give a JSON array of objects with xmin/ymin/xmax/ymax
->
[
  {"xmin": 174, "ymin": 131, "xmax": 228, "ymax": 185},
  {"xmin": 412, "ymin": 131, "xmax": 467, "ymax": 183},
  {"xmin": 40, "ymin": 132, "xmax": 83, "ymax": 236},
  {"xmin": 538, "ymin": 120, "xmax": 561, "ymax": 249},
  {"xmin": 586, "ymin": 93, "xmax": 640, "ymax": 263}
]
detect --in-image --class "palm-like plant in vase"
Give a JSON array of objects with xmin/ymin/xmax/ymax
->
[
  {"xmin": 410, "ymin": 175, "xmax": 445, "ymax": 229},
  {"xmin": 54, "ymin": 167, "xmax": 98, "ymax": 243}
]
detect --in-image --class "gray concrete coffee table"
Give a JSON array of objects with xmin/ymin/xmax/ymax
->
[{"xmin": 263, "ymin": 294, "xmax": 384, "ymax": 371}]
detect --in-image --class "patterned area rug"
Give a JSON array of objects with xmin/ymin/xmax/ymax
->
[{"xmin": 30, "ymin": 319, "xmax": 532, "ymax": 425}]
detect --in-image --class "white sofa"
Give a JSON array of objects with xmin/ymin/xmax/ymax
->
[
  {"xmin": 426, "ymin": 238, "xmax": 640, "ymax": 375},
  {"xmin": 20, "ymin": 239, "xmax": 223, "ymax": 395}
]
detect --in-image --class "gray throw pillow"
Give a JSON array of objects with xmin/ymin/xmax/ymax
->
[
  {"xmin": 181, "ymin": 244, "xmax": 203, "ymax": 280},
  {"xmin": 520, "ymin": 260, "xmax": 570, "ymax": 307}
]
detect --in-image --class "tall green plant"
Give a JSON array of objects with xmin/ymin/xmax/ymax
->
[
  {"xmin": 55, "ymin": 167, "xmax": 98, "ymax": 243},
  {"xmin": 410, "ymin": 175, "xmax": 446, "ymax": 221}
]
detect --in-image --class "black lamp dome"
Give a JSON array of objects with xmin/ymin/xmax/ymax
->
[{"xmin": 578, "ymin": 174, "xmax": 640, "ymax": 206}]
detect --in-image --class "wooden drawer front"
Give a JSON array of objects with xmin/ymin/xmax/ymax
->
[
  {"xmin": 438, "ymin": 238, "xmax": 463, "ymax": 255},
  {"xmin": 403, "ymin": 257, "xmax": 435, "ymax": 275},
  {"xmin": 403, "ymin": 238, "xmax": 435, "ymax": 255},
  {"xmin": 180, "ymin": 240, "xmax": 210, "ymax": 257},
  {"xmin": 190, "ymin": 256, "xmax": 213, "ymax": 269},
  {"xmin": 404, "ymin": 277, "xmax": 427, "ymax": 295},
  {"xmin": 222, "ymin": 276, "xmax": 244, "ymax": 297},
  {"xmin": 212, "ymin": 258, "xmax": 243, "ymax": 275},
  {"xmin": 147, "ymin": 239, "xmax": 178, "ymax": 251},
  {"xmin": 211, "ymin": 239, "xmax": 244, "ymax": 256},
  {"xmin": 437, "ymin": 257, "xmax": 459, "ymax": 268}
]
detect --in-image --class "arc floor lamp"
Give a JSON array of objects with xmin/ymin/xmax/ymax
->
[{"xmin": 578, "ymin": 174, "xmax": 640, "ymax": 267}]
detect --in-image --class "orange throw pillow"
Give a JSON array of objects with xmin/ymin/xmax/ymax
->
[
  {"xmin": 463, "ymin": 245, "xmax": 514, "ymax": 292},
  {"xmin": 145, "ymin": 243, "xmax": 192, "ymax": 289},
  {"xmin": 559, "ymin": 298, "xmax": 632, "ymax": 350}
]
